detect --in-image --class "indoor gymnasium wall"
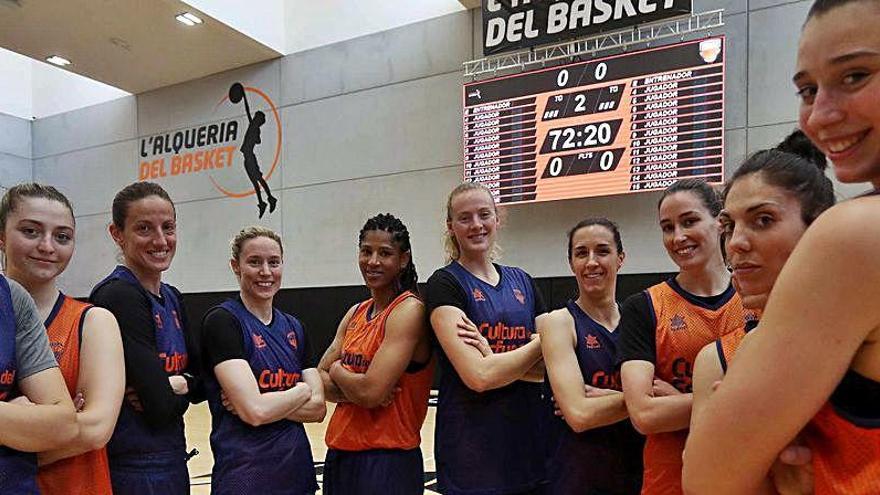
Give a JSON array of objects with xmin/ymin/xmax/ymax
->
[
  {"xmin": 23, "ymin": 0, "xmax": 856, "ymax": 350},
  {"xmin": 0, "ymin": 111, "xmax": 33, "ymax": 194}
]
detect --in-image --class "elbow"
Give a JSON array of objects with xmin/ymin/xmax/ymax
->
[
  {"xmin": 349, "ymin": 385, "xmax": 386, "ymax": 409},
  {"xmin": 461, "ymin": 370, "xmax": 495, "ymax": 393},
  {"xmin": 79, "ymin": 421, "xmax": 116, "ymax": 452},
  {"xmin": 308, "ymin": 403, "xmax": 328, "ymax": 423},
  {"xmin": 628, "ymin": 408, "xmax": 658, "ymax": 435},
  {"xmin": 237, "ymin": 404, "xmax": 272, "ymax": 427}
]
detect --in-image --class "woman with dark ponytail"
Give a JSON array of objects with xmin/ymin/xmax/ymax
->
[{"xmin": 318, "ymin": 213, "xmax": 433, "ymax": 494}]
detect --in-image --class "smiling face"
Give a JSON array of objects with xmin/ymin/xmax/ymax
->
[
  {"xmin": 795, "ymin": 1, "xmax": 880, "ymax": 188},
  {"xmin": 358, "ymin": 229, "xmax": 409, "ymax": 293},
  {"xmin": 447, "ymin": 188, "xmax": 499, "ymax": 260},
  {"xmin": 110, "ymin": 195, "xmax": 177, "ymax": 278},
  {"xmin": 231, "ymin": 236, "xmax": 283, "ymax": 302},
  {"xmin": 1, "ymin": 197, "xmax": 75, "ymax": 287},
  {"xmin": 568, "ymin": 224, "xmax": 624, "ymax": 299},
  {"xmin": 658, "ymin": 191, "xmax": 723, "ymax": 271},
  {"xmin": 721, "ymin": 173, "xmax": 809, "ymax": 310}
]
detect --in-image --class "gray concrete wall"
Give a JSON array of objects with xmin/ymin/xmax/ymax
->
[
  {"xmin": 0, "ymin": 112, "xmax": 33, "ymax": 193},
  {"xmin": 27, "ymin": 1, "xmax": 856, "ymax": 298}
]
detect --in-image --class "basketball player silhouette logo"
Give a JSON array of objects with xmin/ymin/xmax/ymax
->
[{"xmin": 229, "ymin": 82, "xmax": 277, "ymax": 218}]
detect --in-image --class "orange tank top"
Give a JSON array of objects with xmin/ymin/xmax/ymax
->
[
  {"xmin": 325, "ymin": 291, "xmax": 434, "ymax": 451},
  {"xmin": 641, "ymin": 282, "xmax": 749, "ymax": 495},
  {"xmin": 805, "ymin": 374, "xmax": 880, "ymax": 494},
  {"xmin": 37, "ymin": 294, "xmax": 113, "ymax": 495},
  {"xmin": 717, "ymin": 316, "xmax": 760, "ymax": 373}
]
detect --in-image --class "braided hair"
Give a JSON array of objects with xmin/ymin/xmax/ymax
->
[{"xmin": 358, "ymin": 213, "xmax": 419, "ymax": 296}]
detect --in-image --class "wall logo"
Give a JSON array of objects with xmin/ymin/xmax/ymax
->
[{"xmin": 137, "ymin": 81, "xmax": 283, "ymax": 219}]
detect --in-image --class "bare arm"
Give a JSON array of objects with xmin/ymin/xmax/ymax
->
[
  {"xmin": 317, "ymin": 305, "xmax": 355, "ymax": 403},
  {"xmin": 0, "ymin": 368, "xmax": 78, "ymax": 451},
  {"xmin": 329, "ymin": 298, "xmax": 427, "ymax": 408},
  {"xmin": 690, "ymin": 343, "xmax": 723, "ymax": 428},
  {"xmin": 683, "ymin": 200, "xmax": 880, "ymax": 494},
  {"xmin": 40, "ymin": 308, "xmax": 125, "ymax": 465},
  {"xmin": 540, "ymin": 309, "xmax": 627, "ymax": 432},
  {"xmin": 286, "ymin": 368, "xmax": 326, "ymax": 423},
  {"xmin": 214, "ymin": 359, "xmax": 311, "ymax": 427},
  {"xmin": 431, "ymin": 305, "xmax": 542, "ymax": 393},
  {"xmin": 621, "ymin": 360, "xmax": 692, "ymax": 435}
]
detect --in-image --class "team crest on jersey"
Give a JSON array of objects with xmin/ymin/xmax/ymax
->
[
  {"xmin": 585, "ymin": 334, "xmax": 601, "ymax": 349},
  {"xmin": 252, "ymin": 333, "xmax": 267, "ymax": 349},
  {"xmin": 670, "ymin": 314, "xmax": 688, "ymax": 332},
  {"xmin": 512, "ymin": 288, "xmax": 525, "ymax": 305},
  {"xmin": 287, "ymin": 331, "xmax": 298, "ymax": 349},
  {"xmin": 472, "ymin": 288, "xmax": 486, "ymax": 302}
]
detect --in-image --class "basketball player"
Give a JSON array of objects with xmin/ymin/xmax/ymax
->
[
  {"xmin": 618, "ymin": 179, "xmax": 749, "ymax": 494},
  {"xmin": 684, "ymin": 1, "xmax": 880, "ymax": 492},
  {"xmin": 319, "ymin": 213, "xmax": 433, "ymax": 494},
  {"xmin": 201, "ymin": 226, "xmax": 323, "ymax": 494},
  {"xmin": 90, "ymin": 182, "xmax": 203, "ymax": 494},
  {"xmin": 425, "ymin": 182, "xmax": 547, "ymax": 495},
  {"xmin": 0, "ymin": 183, "xmax": 124, "ymax": 494},
  {"xmin": 538, "ymin": 218, "xmax": 644, "ymax": 494}
]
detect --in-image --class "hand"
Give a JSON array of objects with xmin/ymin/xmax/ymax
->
[
  {"xmin": 652, "ymin": 378, "xmax": 681, "ymax": 397},
  {"xmin": 125, "ymin": 386, "xmax": 143, "ymax": 412},
  {"xmin": 73, "ymin": 391, "xmax": 86, "ymax": 412},
  {"xmin": 9, "ymin": 395, "xmax": 34, "ymax": 406},
  {"xmin": 220, "ymin": 390, "xmax": 238, "ymax": 416},
  {"xmin": 169, "ymin": 375, "xmax": 189, "ymax": 395},
  {"xmin": 457, "ymin": 316, "xmax": 492, "ymax": 357},
  {"xmin": 771, "ymin": 437, "xmax": 814, "ymax": 495},
  {"xmin": 584, "ymin": 384, "xmax": 620, "ymax": 398}
]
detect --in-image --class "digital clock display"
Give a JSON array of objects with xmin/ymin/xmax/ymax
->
[{"xmin": 463, "ymin": 37, "xmax": 726, "ymax": 205}]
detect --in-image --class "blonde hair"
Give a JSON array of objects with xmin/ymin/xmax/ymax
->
[
  {"xmin": 230, "ymin": 226, "xmax": 283, "ymax": 261},
  {"xmin": 443, "ymin": 182, "xmax": 502, "ymax": 262}
]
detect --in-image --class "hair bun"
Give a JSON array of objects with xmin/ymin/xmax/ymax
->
[{"xmin": 775, "ymin": 129, "xmax": 827, "ymax": 171}]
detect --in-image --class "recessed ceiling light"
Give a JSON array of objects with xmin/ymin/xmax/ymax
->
[
  {"xmin": 46, "ymin": 55, "xmax": 71, "ymax": 66},
  {"xmin": 176, "ymin": 12, "xmax": 202, "ymax": 26}
]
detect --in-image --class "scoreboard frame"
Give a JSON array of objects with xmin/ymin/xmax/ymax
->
[{"xmin": 462, "ymin": 36, "xmax": 727, "ymax": 205}]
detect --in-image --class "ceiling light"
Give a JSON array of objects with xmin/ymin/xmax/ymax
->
[
  {"xmin": 176, "ymin": 12, "xmax": 202, "ymax": 26},
  {"xmin": 46, "ymin": 55, "xmax": 71, "ymax": 66}
]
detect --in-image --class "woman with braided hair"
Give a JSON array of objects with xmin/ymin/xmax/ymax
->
[{"xmin": 318, "ymin": 213, "xmax": 433, "ymax": 494}]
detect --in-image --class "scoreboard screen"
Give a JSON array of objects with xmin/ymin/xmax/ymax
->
[{"xmin": 463, "ymin": 37, "xmax": 726, "ymax": 205}]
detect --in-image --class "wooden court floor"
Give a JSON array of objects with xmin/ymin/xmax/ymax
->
[{"xmin": 186, "ymin": 402, "xmax": 440, "ymax": 494}]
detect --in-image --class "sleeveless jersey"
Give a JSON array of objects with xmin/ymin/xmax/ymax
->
[
  {"xmin": 37, "ymin": 294, "xmax": 112, "ymax": 495},
  {"xmin": 544, "ymin": 300, "xmax": 644, "ymax": 494},
  {"xmin": 325, "ymin": 291, "xmax": 433, "ymax": 451},
  {"xmin": 433, "ymin": 262, "xmax": 546, "ymax": 495},
  {"xmin": 205, "ymin": 299, "xmax": 317, "ymax": 495},
  {"xmin": 716, "ymin": 317, "xmax": 759, "ymax": 373},
  {"xmin": 90, "ymin": 265, "xmax": 189, "ymax": 459},
  {"xmin": 806, "ymin": 371, "xmax": 880, "ymax": 493},
  {"xmin": 0, "ymin": 275, "xmax": 39, "ymax": 494},
  {"xmin": 642, "ymin": 279, "xmax": 748, "ymax": 495}
]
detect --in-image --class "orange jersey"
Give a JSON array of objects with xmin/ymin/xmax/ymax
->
[
  {"xmin": 642, "ymin": 282, "xmax": 749, "ymax": 495},
  {"xmin": 716, "ymin": 316, "xmax": 759, "ymax": 373},
  {"xmin": 805, "ymin": 373, "xmax": 880, "ymax": 494},
  {"xmin": 326, "ymin": 291, "xmax": 434, "ymax": 451},
  {"xmin": 37, "ymin": 295, "xmax": 112, "ymax": 495}
]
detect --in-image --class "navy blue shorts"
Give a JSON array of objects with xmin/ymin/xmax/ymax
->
[
  {"xmin": 323, "ymin": 448, "xmax": 423, "ymax": 495},
  {"xmin": 109, "ymin": 452, "xmax": 190, "ymax": 495}
]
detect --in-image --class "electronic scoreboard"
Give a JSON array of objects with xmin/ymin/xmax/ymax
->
[{"xmin": 463, "ymin": 37, "xmax": 725, "ymax": 205}]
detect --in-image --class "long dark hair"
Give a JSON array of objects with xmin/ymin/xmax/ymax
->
[{"xmin": 359, "ymin": 213, "xmax": 419, "ymax": 296}]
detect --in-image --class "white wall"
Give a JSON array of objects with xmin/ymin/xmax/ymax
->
[{"xmin": 182, "ymin": 0, "xmax": 286, "ymax": 53}]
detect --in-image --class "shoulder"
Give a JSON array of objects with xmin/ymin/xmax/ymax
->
[
  {"xmin": 91, "ymin": 278, "xmax": 147, "ymax": 307},
  {"xmin": 426, "ymin": 266, "xmax": 457, "ymax": 284},
  {"xmin": 802, "ymin": 197, "xmax": 880, "ymax": 254},
  {"xmin": 82, "ymin": 306, "xmax": 119, "ymax": 330},
  {"xmin": 386, "ymin": 296, "xmax": 426, "ymax": 324},
  {"xmin": 5, "ymin": 278, "xmax": 31, "ymax": 307},
  {"xmin": 541, "ymin": 307, "xmax": 574, "ymax": 328}
]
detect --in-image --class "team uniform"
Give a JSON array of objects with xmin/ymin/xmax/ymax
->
[
  {"xmin": 718, "ymin": 318, "xmax": 880, "ymax": 493},
  {"xmin": 0, "ymin": 276, "xmax": 59, "ymax": 494},
  {"xmin": 618, "ymin": 278, "xmax": 749, "ymax": 495},
  {"xmin": 323, "ymin": 290, "xmax": 434, "ymax": 495},
  {"xmin": 425, "ymin": 261, "xmax": 547, "ymax": 495},
  {"xmin": 37, "ymin": 293, "xmax": 113, "ymax": 495},
  {"xmin": 544, "ymin": 300, "xmax": 644, "ymax": 495},
  {"xmin": 91, "ymin": 265, "xmax": 198, "ymax": 495},
  {"xmin": 201, "ymin": 298, "xmax": 318, "ymax": 495}
]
